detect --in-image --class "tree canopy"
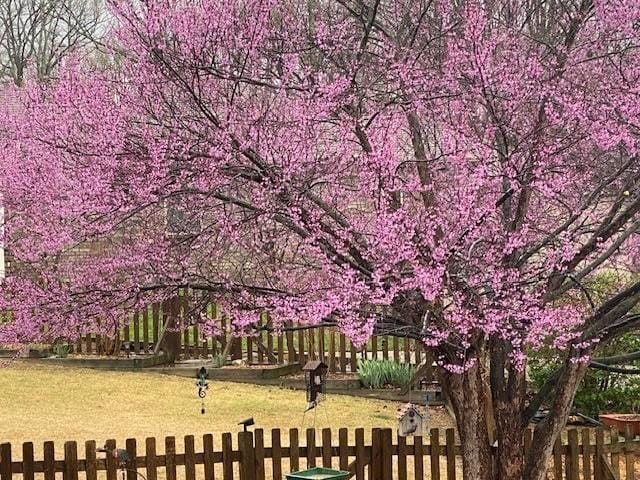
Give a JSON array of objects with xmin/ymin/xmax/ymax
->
[{"xmin": 2, "ymin": 1, "xmax": 640, "ymax": 479}]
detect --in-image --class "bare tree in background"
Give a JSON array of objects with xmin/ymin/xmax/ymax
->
[{"xmin": 0, "ymin": 0, "xmax": 105, "ymax": 85}]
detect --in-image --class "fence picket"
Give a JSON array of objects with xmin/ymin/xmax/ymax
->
[
  {"xmin": 350, "ymin": 341, "xmax": 357, "ymax": 373},
  {"xmin": 371, "ymin": 429, "xmax": 382, "ymax": 480},
  {"xmin": 569, "ymin": 429, "xmax": 579, "ymax": 480},
  {"xmin": 339, "ymin": 333, "xmax": 347, "ymax": 373},
  {"xmin": 611, "ymin": 428, "xmax": 620, "ymax": 479},
  {"xmin": 289, "ymin": 429, "xmax": 300, "ymax": 473},
  {"xmin": 430, "ymin": 428, "xmax": 440, "ymax": 480},
  {"xmin": 271, "ymin": 429, "xmax": 282, "ymax": 480},
  {"xmin": 371, "ymin": 336, "xmax": 378, "ymax": 360},
  {"xmin": 328, "ymin": 331, "xmax": 336, "ymax": 373},
  {"xmin": 286, "ymin": 324, "xmax": 295, "ymax": 364},
  {"xmin": 125, "ymin": 438, "xmax": 137, "ymax": 480},
  {"xmin": 221, "ymin": 433, "xmax": 233, "ymax": 480},
  {"xmin": 553, "ymin": 437, "xmax": 563, "ymax": 480},
  {"xmin": 133, "ymin": 312, "xmax": 140, "ymax": 354},
  {"xmin": 143, "ymin": 308, "xmax": 150, "ymax": 354},
  {"xmin": 184, "ymin": 435, "xmax": 196, "ymax": 480},
  {"xmin": 446, "ymin": 428, "xmax": 456, "ymax": 480},
  {"xmin": 152, "ymin": 303, "xmax": 160, "ymax": 348},
  {"xmin": 322, "ymin": 428, "xmax": 332, "ymax": 468},
  {"xmin": 0, "ymin": 443, "xmax": 11, "ymax": 480},
  {"xmin": 146, "ymin": 437, "xmax": 158, "ymax": 480},
  {"xmin": 254, "ymin": 429, "xmax": 265, "ymax": 480},
  {"xmin": 63, "ymin": 442, "xmax": 79, "ymax": 480},
  {"xmin": 306, "ymin": 429, "xmax": 316, "ymax": 469},
  {"xmin": 203, "ymin": 434, "xmax": 215, "ymax": 480},
  {"xmin": 381, "ymin": 429, "xmax": 392, "ymax": 479},
  {"xmin": 22, "ymin": 442, "xmax": 35, "ymax": 480},
  {"xmin": 165, "ymin": 436, "xmax": 177, "ymax": 480},
  {"xmin": 595, "ymin": 428, "xmax": 604, "ymax": 480},
  {"xmin": 297, "ymin": 329, "xmax": 305, "ymax": 364},
  {"xmin": 339, "ymin": 428, "xmax": 349, "ymax": 471},
  {"xmin": 397, "ymin": 434, "xmax": 407, "ymax": 480},
  {"xmin": 582, "ymin": 429, "xmax": 591, "ymax": 480},
  {"xmin": 625, "ymin": 425, "xmax": 635, "ymax": 480},
  {"xmin": 414, "ymin": 435, "xmax": 424, "ymax": 480},
  {"xmin": 105, "ymin": 439, "xmax": 117, "ymax": 480},
  {"xmin": 393, "ymin": 336, "xmax": 399, "ymax": 363},
  {"xmin": 85, "ymin": 441, "xmax": 97, "ymax": 480},
  {"xmin": 355, "ymin": 428, "xmax": 366, "ymax": 480}
]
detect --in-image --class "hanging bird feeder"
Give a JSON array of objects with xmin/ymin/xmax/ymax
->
[
  {"xmin": 195, "ymin": 367, "xmax": 209, "ymax": 414},
  {"xmin": 396, "ymin": 403, "xmax": 427, "ymax": 437},
  {"xmin": 302, "ymin": 360, "xmax": 328, "ymax": 411}
]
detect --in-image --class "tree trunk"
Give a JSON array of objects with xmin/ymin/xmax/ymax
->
[
  {"xmin": 439, "ymin": 354, "xmax": 587, "ymax": 480},
  {"xmin": 524, "ymin": 361, "xmax": 589, "ymax": 480},
  {"xmin": 439, "ymin": 362, "xmax": 494, "ymax": 480}
]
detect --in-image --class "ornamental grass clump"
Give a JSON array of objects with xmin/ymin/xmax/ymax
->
[{"xmin": 357, "ymin": 359, "xmax": 415, "ymax": 389}]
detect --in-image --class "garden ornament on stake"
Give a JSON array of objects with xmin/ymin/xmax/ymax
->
[
  {"xmin": 195, "ymin": 366, "xmax": 209, "ymax": 414},
  {"xmin": 97, "ymin": 446, "xmax": 148, "ymax": 480},
  {"xmin": 238, "ymin": 417, "xmax": 255, "ymax": 432}
]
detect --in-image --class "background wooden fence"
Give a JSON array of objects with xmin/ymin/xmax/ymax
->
[
  {"xmin": 1, "ymin": 427, "xmax": 638, "ymax": 480},
  {"xmin": 59, "ymin": 293, "xmax": 430, "ymax": 375}
]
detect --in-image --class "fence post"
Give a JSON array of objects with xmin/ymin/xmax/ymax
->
[
  {"xmin": 238, "ymin": 431, "xmax": 255, "ymax": 480},
  {"xmin": 0, "ymin": 443, "xmax": 12, "ymax": 480}
]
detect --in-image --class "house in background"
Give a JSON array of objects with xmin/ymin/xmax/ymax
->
[{"xmin": 0, "ymin": 83, "xmax": 20, "ymax": 279}]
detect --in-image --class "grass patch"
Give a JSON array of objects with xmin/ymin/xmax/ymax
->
[{"xmin": 0, "ymin": 362, "xmax": 456, "ymax": 449}]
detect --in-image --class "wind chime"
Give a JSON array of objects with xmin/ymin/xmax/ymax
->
[{"xmin": 195, "ymin": 366, "xmax": 209, "ymax": 414}]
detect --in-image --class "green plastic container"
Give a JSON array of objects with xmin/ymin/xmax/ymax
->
[{"xmin": 285, "ymin": 467, "xmax": 351, "ymax": 480}]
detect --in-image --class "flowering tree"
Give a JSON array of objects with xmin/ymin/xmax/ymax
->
[{"xmin": 2, "ymin": 0, "xmax": 640, "ymax": 478}]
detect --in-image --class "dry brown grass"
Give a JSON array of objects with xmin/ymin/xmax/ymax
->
[{"xmin": 0, "ymin": 362, "xmax": 455, "ymax": 452}]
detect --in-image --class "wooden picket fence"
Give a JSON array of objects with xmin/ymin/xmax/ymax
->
[
  {"xmin": 61, "ymin": 294, "xmax": 430, "ymax": 374},
  {"xmin": 1, "ymin": 427, "xmax": 639, "ymax": 480}
]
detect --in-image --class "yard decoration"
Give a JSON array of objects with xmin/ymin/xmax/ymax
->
[
  {"xmin": 97, "ymin": 446, "xmax": 148, "ymax": 480},
  {"xmin": 238, "ymin": 417, "xmax": 255, "ymax": 432},
  {"xmin": 4, "ymin": 1, "xmax": 640, "ymax": 479},
  {"xmin": 303, "ymin": 360, "xmax": 328, "ymax": 411},
  {"xmin": 195, "ymin": 366, "xmax": 209, "ymax": 414},
  {"xmin": 396, "ymin": 403, "xmax": 427, "ymax": 437}
]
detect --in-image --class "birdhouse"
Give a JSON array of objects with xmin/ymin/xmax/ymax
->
[
  {"xmin": 303, "ymin": 360, "xmax": 328, "ymax": 408},
  {"xmin": 396, "ymin": 403, "xmax": 426, "ymax": 437}
]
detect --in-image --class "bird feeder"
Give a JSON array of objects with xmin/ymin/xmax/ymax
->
[
  {"xmin": 303, "ymin": 360, "xmax": 328, "ymax": 410},
  {"xmin": 396, "ymin": 403, "xmax": 426, "ymax": 437}
]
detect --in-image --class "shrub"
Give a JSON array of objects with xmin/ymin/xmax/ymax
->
[
  {"xmin": 212, "ymin": 354, "xmax": 226, "ymax": 368},
  {"xmin": 530, "ymin": 333, "xmax": 640, "ymax": 417},
  {"xmin": 357, "ymin": 359, "xmax": 415, "ymax": 389}
]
